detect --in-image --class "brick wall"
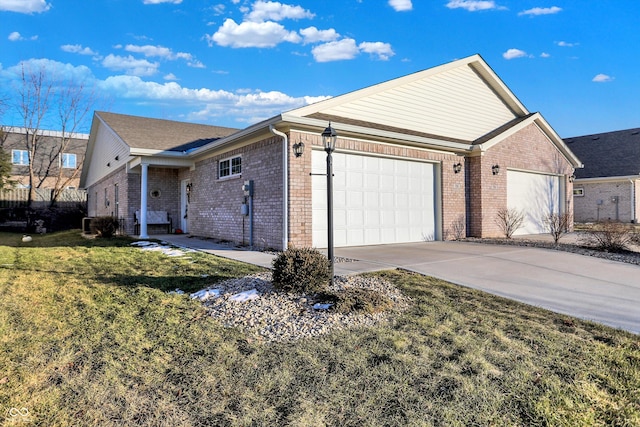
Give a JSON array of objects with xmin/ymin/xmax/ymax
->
[
  {"xmin": 188, "ymin": 137, "xmax": 284, "ymax": 249},
  {"xmin": 573, "ymin": 180, "xmax": 637, "ymax": 223},
  {"xmin": 287, "ymin": 130, "xmax": 465, "ymax": 247},
  {"xmin": 468, "ymin": 122, "xmax": 575, "ymax": 237}
]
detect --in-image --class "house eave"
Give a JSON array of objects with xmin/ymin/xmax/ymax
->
[{"xmin": 574, "ymin": 175, "xmax": 640, "ymax": 184}]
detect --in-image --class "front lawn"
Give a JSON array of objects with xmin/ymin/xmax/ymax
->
[{"xmin": 1, "ymin": 231, "xmax": 638, "ymax": 426}]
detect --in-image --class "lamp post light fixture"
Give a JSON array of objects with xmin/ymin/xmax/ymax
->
[{"xmin": 321, "ymin": 123, "xmax": 338, "ymax": 285}]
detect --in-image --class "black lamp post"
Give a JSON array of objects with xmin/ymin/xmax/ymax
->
[{"xmin": 321, "ymin": 123, "xmax": 337, "ymax": 285}]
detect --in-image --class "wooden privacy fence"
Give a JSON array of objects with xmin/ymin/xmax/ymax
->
[{"xmin": 0, "ymin": 188, "xmax": 87, "ymax": 208}]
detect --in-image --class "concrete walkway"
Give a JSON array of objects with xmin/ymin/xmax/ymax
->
[{"xmin": 155, "ymin": 234, "xmax": 640, "ymax": 335}]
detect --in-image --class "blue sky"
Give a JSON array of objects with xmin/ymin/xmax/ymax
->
[{"xmin": 1, "ymin": 0, "xmax": 638, "ymax": 137}]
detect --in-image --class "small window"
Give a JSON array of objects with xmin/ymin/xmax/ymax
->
[
  {"xmin": 573, "ymin": 188, "xmax": 584, "ymax": 197},
  {"xmin": 12, "ymin": 150, "xmax": 29, "ymax": 165},
  {"xmin": 61, "ymin": 153, "xmax": 77, "ymax": 169},
  {"xmin": 219, "ymin": 155, "xmax": 241, "ymax": 178}
]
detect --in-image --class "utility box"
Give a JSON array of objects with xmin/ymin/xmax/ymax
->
[
  {"xmin": 241, "ymin": 204, "xmax": 249, "ymax": 216},
  {"xmin": 242, "ymin": 180, "xmax": 254, "ymax": 197}
]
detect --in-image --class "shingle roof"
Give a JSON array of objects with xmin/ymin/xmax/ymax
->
[
  {"xmin": 564, "ymin": 128, "xmax": 640, "ymax": 178},
  {"xmin": 96, "ymin": 111, "xmax": 240, "ymax": 152}
]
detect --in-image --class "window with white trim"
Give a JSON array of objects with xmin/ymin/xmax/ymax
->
[
  {"xmin": 61, "ymin": 153, "xmax": 77, "ymax": 169},
  {"xmin": 573, "ymin": 188, "xmax": 584, "ymax": 197},
  {"xmin": 12, "ymin": 150, "xmax": 29, "ymax": 165},
  {"xmin": 219, "ymin": 155, "xmax": 241, "ymax": 178}
]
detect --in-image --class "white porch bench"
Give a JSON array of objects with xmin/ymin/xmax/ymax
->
[{"xmin": 134, "ymin": 210, "xmax": 172, "ymax": 234}]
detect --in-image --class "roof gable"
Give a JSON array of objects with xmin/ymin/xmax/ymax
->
[
  {"xmin": 564, "ymin": 128, "xmax": 640, "ymax": 178},
  {"xmin": 288, "ymin": 54, "xmax": 528, "ymax": 142}
]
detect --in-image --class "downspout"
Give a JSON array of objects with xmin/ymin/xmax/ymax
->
[
  {"xmin": 269, "ymin": 125, "xmax": 289, "ymax": 250},
  {"xmin": 630, "ymin": 178, "xmax": 637, "ymax": 223}
]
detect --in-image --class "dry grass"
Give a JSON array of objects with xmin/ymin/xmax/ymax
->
[{"xmin": 1, "ymin": 231, "xmax": 639, "ymax": 426}]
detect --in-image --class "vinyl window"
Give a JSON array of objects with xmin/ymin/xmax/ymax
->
[
  {"xmin": 219, "ymin": 156, "xmax": 241, "ymax": 178},
  {"xmin": 12, "ymin": 150, "xmax": 29, "ymax": 165}
]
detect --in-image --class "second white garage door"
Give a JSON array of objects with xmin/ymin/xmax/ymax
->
[
  {"xmin": 507, "ymin": 170, "xmax": 562, "ymax": 235},
  {"xmin": 312, "ymin": 151, "xmax": 437, "ymax": 248}
]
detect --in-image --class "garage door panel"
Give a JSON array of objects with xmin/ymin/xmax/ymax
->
[
  {"xmin": 508, "ymin": 170, "xmax": 561, "ymax": 236},
  {"xmin": 312, "ymin": 151, "xmax": 436, "ymax": 247}
]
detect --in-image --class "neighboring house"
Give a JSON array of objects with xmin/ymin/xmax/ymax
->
[
  {"xmin": 564, "ymin": 128, "xmax": 640, "ymax": 223},
  {"xmin": 2, "ymin": 128, "xmax": 88, "ymax": 189},
  {"xmin": 80, "ymin": 54, "xmax": 582, "ymax": 249},
  {"xmin": 1, "ymin": 128, "xmax": 88, "ymax": 205}
]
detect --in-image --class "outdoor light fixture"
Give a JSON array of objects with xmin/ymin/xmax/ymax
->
[
  {"xmin": 569, "ymin": 174, "xmax": 576, "ymax": 182},
  {"xmin": 453, "ymin": 162, "xmax": 462, "ymax": 174},
  {"xmin": 321, "ymin": 122, "xmax": 337, "ymax": 285},
  {"xmin": 292, "ymin": 142, "xmax": 305, "ymax": 158},
  {"xmin": 321, "ymin": 122, "xmax": 337, "ymax": 153},
  {"xmin": 492, "ymin": 164, "xmax": 500, "ymax": 175}
]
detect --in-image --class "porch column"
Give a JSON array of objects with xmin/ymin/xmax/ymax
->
[{"xmin": 139, "ymin": 163, "xmax": 149, "ymax": 239}]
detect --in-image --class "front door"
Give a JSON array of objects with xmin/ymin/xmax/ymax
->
[{"xmin": 180, "ymin": 179, "xmax": 190, "ymax": 233}]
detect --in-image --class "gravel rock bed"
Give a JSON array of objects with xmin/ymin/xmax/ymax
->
[
  {"xmin": 197, "ymin": 272, "xmax": 410, "ymax": 343},
  {"xmin": 464, "ymin": 237, "xmax": 640, "ymax": 266}
]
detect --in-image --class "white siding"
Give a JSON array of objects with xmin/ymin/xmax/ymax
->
[
  {"xmin": 319, "ymin": 66, "xmax": 517, "ymax": 141},
  {"xmin": 84, "ymin": 123, "xmax": 130, "ymax": 187}
]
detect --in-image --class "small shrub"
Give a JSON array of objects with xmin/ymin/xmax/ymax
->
[
  {"xmin": 544, "ymin": 212, "xmax": 572, "ymax": 244},
  {"xmin": 495, "ymin": 208, "xmax": 525, "ymax": 238},
  {"xmin": 446, "ymin": 214, "xmax": 466, "ymax": 240},
  {"xmin": 272, "ymin": 247, "xmax": 331, "ymax": 294},
  {"xmin": 90, "ymin": 216, "xmax": 119, "ymax": 238},
  {"xmin": 579, "ymin": 220, "xmax": 637, "ymax": 252}
]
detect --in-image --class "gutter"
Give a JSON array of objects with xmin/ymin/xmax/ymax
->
[{"xmin": 269, "ymin": 125, "xmax": 289, "ymax": 251}]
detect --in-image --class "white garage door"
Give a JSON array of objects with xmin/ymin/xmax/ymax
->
[
  {"xmin": 507, "ymin": 170, "xmax": 561, "ymax": 235},
  {"xmin": 312, "ymin": 151, "xmax": 436, "ymax": 247}
]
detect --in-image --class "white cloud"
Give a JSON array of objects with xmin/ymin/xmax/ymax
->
[
  {"xmin": 556, "ymin": 41, "xmax": 578, "ymax": 47},
  {"xmin": 208, "ymin": 18, "xmax": 301, "ymax": 48},
  {"xmin": 312, "ymin": 38, "xmax": 360, "ymax": 62},
  {"xmin": 389, "ymin": 0, "xmax": 412, "ymax": 11},
  {"xmin": 502, "ymin": 48, "xmax": 530, "ymax": 60},
  {"xmin": 299, "ymin": 26, "xmax": 340, "ymax": 44},
  {"xmin": 0, "ymin": 0, "xmax": 50, "ymax": 13},
  {"xmin": 592, "ymin": 74, "xmax": 613, "ymax": 83},
  {"xmin": 3, "ymin": 58, "xmax": 94, "ymax": 83},
  {"xmin": 164, "ymin": 73, "xmax": 179, "ymax": 81},
  {"xmin": 143, "ymin": 0, "xmax": 182, "ymax": 4},
  {"xmin": 359, "ymin": 42, "xmax": 395, "ymax": 60},
  {"xmin": 102, "ymin": 54, "xmax": 159, "ymax": 76},
  {"xmin": 540, "ymin": 52, "xmax": 550, "ymax": 58},
  {"xmin": 446, "ymin": 1, "xmax": 503, "ymax": 12},
  {"xmin": 518, "ymin": 6, "xmax": 562, "ymax": 16},
  {"xmin": 61, "ymin": 44, "xmax": 98, "ymax": 56},
  {"xmin": 246, "ymin": 1, "xmax": 314, "ymax": 22},
  {"xmin": 8, "ymin": 31, "xmax": 22, "ymax": 41}
]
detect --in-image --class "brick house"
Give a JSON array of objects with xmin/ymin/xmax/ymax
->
[
  {"xmin": 80, "ymin": 54, "xmax": 582, "ymax": 249},
  {"xmin": 564, "ymin": 128, "xmax": 640, "ymax": 223},
  {"xmin": 2, "ymin": 128, "xmax": 88, "ymax": 191}
]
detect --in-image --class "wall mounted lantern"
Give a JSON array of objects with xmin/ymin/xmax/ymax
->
[
  {"xmin": 569, "ymin": 174, "xmax": 576, "ymax": 182},
  {"xmin": 453, "ymin": 163, "xmax": 462, "ymax": 174},
  {"xmin": 292, "ymin": 142, "xmax": 305, "ymax": 158},
  {"xmin": 492, "ymin": 164, "xmax": 500, "ymax": 175}
]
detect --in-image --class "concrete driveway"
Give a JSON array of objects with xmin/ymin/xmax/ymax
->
[{"xmin": 335, "ymin": 242, "xmax": 640, "ymax": 335}]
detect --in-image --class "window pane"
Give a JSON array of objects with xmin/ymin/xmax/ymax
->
[
  {"xmin": 12, "ymin": 150, "xmax": 29, "ymax": 165},
  {"xmin": 219, "ymin": 159, "xmax": 230, "ymax": 177},
  {"xmin": 62, "ymin": 153, "xmax": 77, "ymax": 168},
  {"xmin": 231, "ymin": 157, "xmax": 241, "ymax": 175}
]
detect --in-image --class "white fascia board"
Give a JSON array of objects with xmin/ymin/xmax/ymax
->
[
  {"xmin": 575, "ymin": 175, "xmax": 640, "ymax": 184},
  {"xmin": 127, "ymin": 155, "xmax": 194, "ymax": 171},
  {"xmin": 279, "ymin": 113, "xmax": 473, "ymax": 153}
]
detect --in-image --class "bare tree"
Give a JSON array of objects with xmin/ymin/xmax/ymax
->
[
  {"xmin": 11, "ymin": 62, "xmax": 96, "ymax": 207},
  {"xmin": 495, "ymin": 208, "xmax": 525, "ymax": 239},
  {"xmin": 544, "ymin": 212, "xmax": 572, "ymax": 245}
]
